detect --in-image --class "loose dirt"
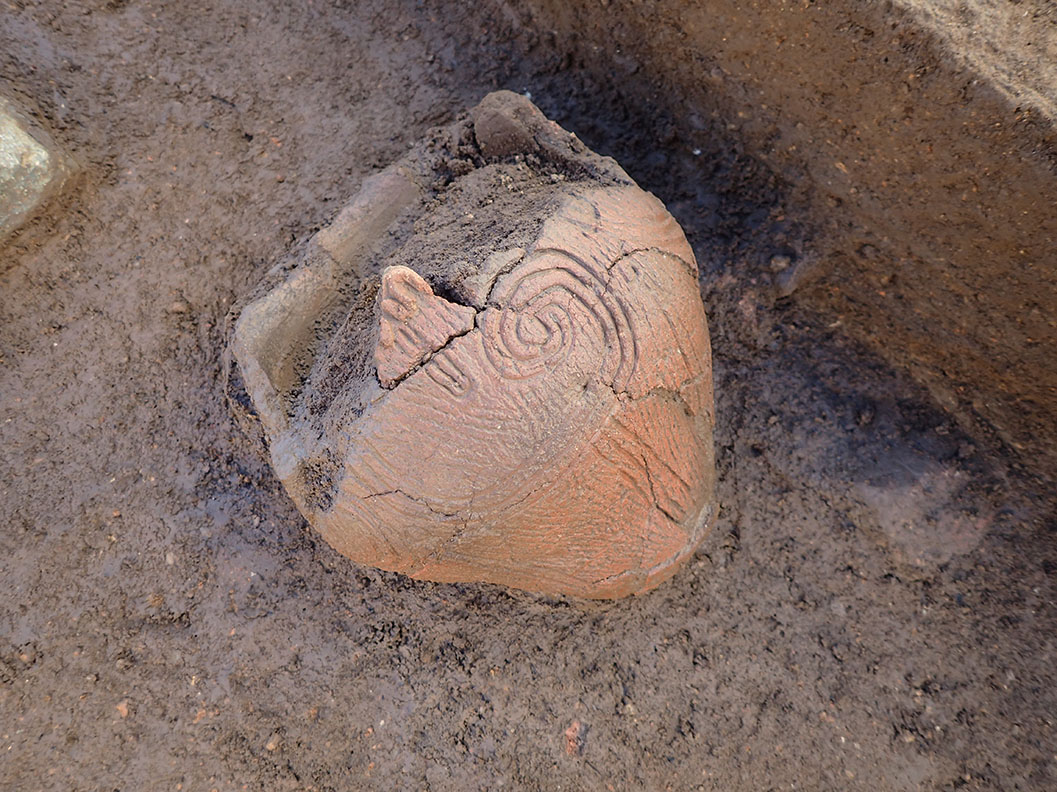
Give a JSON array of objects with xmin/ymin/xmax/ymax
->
[{"xmin": 1, "ymin": 2, "xmax": 1054, "ymax": 790}]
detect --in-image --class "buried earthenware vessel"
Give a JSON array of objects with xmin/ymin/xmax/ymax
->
[{"xmin": 232, "ymin": 91, "xmax": 716, "ymax": 598}]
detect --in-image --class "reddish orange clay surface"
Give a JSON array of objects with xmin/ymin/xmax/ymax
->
[{"xmin": 233, "ymin": 92, "xmax": 716, "ymax": 598}]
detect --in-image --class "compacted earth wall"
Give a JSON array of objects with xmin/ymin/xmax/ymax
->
[{"xmin": 510, "ymin": 0, "xmax": 1057, "ymax": 481}]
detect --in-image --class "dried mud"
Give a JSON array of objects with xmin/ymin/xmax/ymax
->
[{"xmin": 1, "ymin": 2, "xmax": 1055, "ymax": 791}]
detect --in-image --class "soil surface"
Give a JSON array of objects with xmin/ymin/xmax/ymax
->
[{"xmin": 1, "ymin": 2, "xmax": 1055, "ymax": 791}]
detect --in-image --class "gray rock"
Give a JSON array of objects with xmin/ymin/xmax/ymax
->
[{"xmin": 0, "ymin": 96, "xmax": 71, "ymax": 241}]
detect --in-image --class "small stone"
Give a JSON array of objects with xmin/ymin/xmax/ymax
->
[
  {"xmin": 857, "ymin": 243, "xmax": 879, "ymax": 260},
  {"xmin": 0, "ymin": 96, "xmax": 71, "ymax": 241},
  {"xmin": 264, "ymin": 733, "xmax": 281, "ymax": 752},
  {"xmin": 564, "ymin": 720, "xmax": 587, "ymax": 755},
  {"xmin": 769, "ymin": 254, "xmax": 791, "ymax": 272},
  {"xmin": 773, "ymin": 254, "xmax": 820, "ymax": 297},
  {"xmin": 115, "ymin": 700, "xmax": 130, "ymax": 718}
]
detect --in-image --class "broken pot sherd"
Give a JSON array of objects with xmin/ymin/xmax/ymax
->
[{"xmin": 232, "ymin": 91, "xmax": 717, "ymax": 599}]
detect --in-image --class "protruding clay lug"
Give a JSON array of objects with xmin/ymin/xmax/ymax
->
[
  {"xmin": 313, "ymin": 169, "xmax": 421, "ymax": 276},
  {"xmin": 375, "ymin": 266, "xmax": 477, "ymax": 388},
  {"xmin": 231, "ymin": 92, "xmax": 717, "ymax": 599},
  {"xmin": 470, "ymin": 91, "xmax": 543, "ymax": 160}
]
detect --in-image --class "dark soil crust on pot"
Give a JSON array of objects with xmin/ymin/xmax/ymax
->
[{"xmin": 1, "ymin": 2, "xmax": 1054, "ymax": 791}]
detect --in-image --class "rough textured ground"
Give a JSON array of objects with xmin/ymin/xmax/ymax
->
[
  {"xmin": 896, "ymin": 0, "xmax": 1057, "ymax": 120},
  {"xmin": 1, "ymin": 1, "xmax": 1055, "ymax": 791},
  {"xmin": 514, "ymin": 0, "xmax": 1057, "ymax": 483}
]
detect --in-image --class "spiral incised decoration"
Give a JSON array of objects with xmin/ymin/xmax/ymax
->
[{"xmin": 482, "ymin": 249, "xmax": 637, "ymax": 390}]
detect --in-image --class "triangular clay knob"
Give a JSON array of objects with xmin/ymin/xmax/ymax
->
[{"xmin": 375, "ymin": 266, "xmax": 477, "ymax": 388}]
